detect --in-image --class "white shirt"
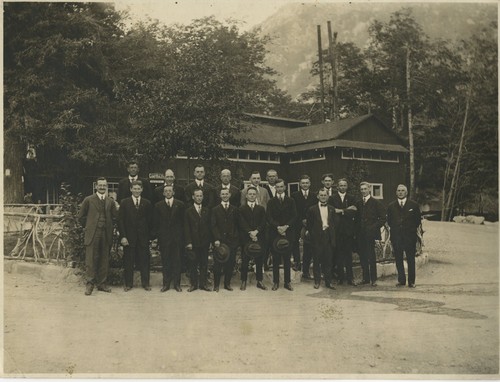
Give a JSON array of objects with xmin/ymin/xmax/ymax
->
[
  {"xmin": 221, "ymin": 184, "xmax": 230, "ymax": 190},
  {"xmin": 269, "ymin": 185, "xmax": 276, "ymax": 197},
  {"xmin": 133, "ymin": 196, "xmax": 141, "ymax": 206},
  {"xmin": 363, "ymin": 194, "xmax": 371, "ymax": 203},
  {"xmin": 97, "ymin": 193, "xmax": 106, "ymax": 201},
  {"xmin": 319, "ymin": 202, "xmax": 329, "ymax": 229},
  {"xmin": 195, "ymin": 203, "xmax": 202, "ymax": 213},
  {"xmin": 338, "ymin": 192, "xmax": 346, "ymax": 203},
  {"xmin": 248, "ymin": 202, "xmax": 255, "ymax": 209},
  {"xmin": 129, "ymin": 176, "xmax": 138, "ymax": 182},
  {"xmin": 222, "ymin": 202, "xmax": 229, "ymax": 209},
  {"xmin": 196, "ymin": 180, "xmax": 204, "ymax": 187},
  {"xmin": 165, "ymin": 197, "xmax": 173, "ymax": 207},
  {"xmin": 277, "ymin": 193, "xmax": 284, "ymax": 201},
  {"xmin": 326, "ymin": 188, "xmax": 332, "ymax": 196},
  {"xmin": 399, "ymin": 198, "xmax": 407, "ymax": 207},
  {"xmin": 302, "ymin": 190, "xmax": 309, "ymax": 198}
]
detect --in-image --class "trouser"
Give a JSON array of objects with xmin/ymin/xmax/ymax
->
[
  {"xmin": 160, "ymin": 244, "xmax": 181, "ymax": 288},
  {"xmin": 213, "ymin": 246, "xmax": 236, "ymax": 288},
  {"xmin": 302, "ymin": 240, "xmax": 313, "ymax": 275},
  {"xmin": 188, "ymin": 246, "xmax": 209, "ymax": 288},
  {"xmin": 241, "ymin": 253, "xmax": 264, "ymax": 282},
  {"xmin": 313, "ymin": 230, "xmax": 334, "ymax": 285},
  {"xmin": 85, "ymin": 227, "xmax": 110, "ymax": 286},
  {"xmin": 336, "ymin": 234, "xmax": 354, "ymax": 282},
  {"xmin": 123, "ymin": 243, "xmax": 150, "ymax": 288},
  {"xmin": 291, "ymin": 228, "xmax": 312, "ymax": 271},
  {"xmin": 358, "ymin": 236, "xmax": 377, "ymax": 283},
  {"xmin": 393, "ymin": 239, "xmax": 417, "ymax": 285},
  {"xmin": 272, "ymin": 250, "xmax": 292, "ymax": 284}
]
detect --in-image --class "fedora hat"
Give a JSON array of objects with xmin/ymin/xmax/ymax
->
[
  {"xmin": 243, "ymin": 241, "xmax": 262, "ymax": 258},
  {"xmin": 214, "ymin": 243, "xmax": 230, "ymax": 263},
  {"xmin": 272, "ymin": 236, "xmax": 291, "ymax": 254}
]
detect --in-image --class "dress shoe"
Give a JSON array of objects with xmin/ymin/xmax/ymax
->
[
  {"xmin": 143, "ymin": 285, "xmax": 152, "ymax": 291},
  {"xmin": 85, "ymin": 283, "xmax": 94, "ymax": 296},
  {"xmin": 256, "ymin": 281, "xmax": 267, "ymax": 290},
  {"xmin": 214, "ymin": 286, "xmax": 219, "ymax": 292},
  {"xmin": 200, "ymin": 286, "xmax": 211, "ymax": 292},
  {"xmin": 272, "ymin": 283, "xmax": 279, "ymax": 291},
  {"xmin": 408, "ymin": 283, "xmax": 416, "ymax": 288},
  {"xmin": 347, "ymin": 280, "xmax": 357, "ymax": 286},
  {"xmin": 174, "ymin": 285, "xmax": 182, "ymax": 292},
  {"xmin": 396, "ymin": 282, "xmax": 406, "ymax": 287},
  {"xmin": 284, "ymin": 283, "xmax": 293, "ymax": 291},
  {"xmin": 97, "ymin": 285, "xmax": 111, "ymax": 293},
  {"xmin": 161, "ymin": 286, "xmax": 170, "ymax": 292},
  {"xmin": 240, "ymin": 281, "xmax": 247, "ymax": 291},
  {"xmin": 314, "ymin": 283, "xmax": 320, "ymax": 289},
  {"xmin": 371, "ymin": 282, "xmax": 378, "ymax": 287},
  {"xmin": 187, "ymin": 286, "xmax": 198, "ymax": 292},
  {"xmin": 224, "ymin": 285, "xmax": 233, "ymax": 291},
  {"xmin": 325, "ymin": 284, "xmax": 336, "ymax": 290},
  {"xmin": 124, "ymin": 286, "xmax": 132, "ymax": 292}
]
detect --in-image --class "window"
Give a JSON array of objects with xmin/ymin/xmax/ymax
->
[
  {"xmin": 289, "ymin": 149, "xmax": 325, "ymax": 163},
  {"xmin": 341, "ymin": 149, "xmax": 399, "ymax": 163},
  {"xmin": 225, "ymin": 150, "xmax": 280, "ymax": 164},
  {"xmin": 288, "ymin": 182, "xmax": 299, "ymax": 195},
  {"xmin": 370, "ymin": 183, "xmax": 383, "ymax": 199}
]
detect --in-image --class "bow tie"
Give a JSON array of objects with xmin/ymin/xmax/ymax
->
[{"xmin": 320, "ymin": 203, "xmax": 328, "ymax": 207}]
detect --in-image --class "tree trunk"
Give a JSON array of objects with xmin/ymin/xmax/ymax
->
[
  {"xmin": 317, "ymin": 25, "xmax": 326, "ymax": 123},
  {"xmin": 4, "ymin": 134, "xmax": 25, "ymax": 203},
  {"xmin": 406, "ymin": 46, "xmax": 415, "ymax": 199}
]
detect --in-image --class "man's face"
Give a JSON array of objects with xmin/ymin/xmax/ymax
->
[
  {"xmin": 396, "ymin": 186, "xmax": 408, "ymax": 199},
  {"xmin": 127, "ymin": 164, "xmax": 139, "ymax": 177},
  {"xmin": 220, "ymin": 188, "xmax": 230, "ymax": 202},
  {"xmin": 220, "ymin": 171, "xmax": 231, "ymax": 185},
  {"xmin": 266, "ymin": 171, "xmax": 278, "ymax": 185},
  {"xmin": 164, "ymin": 170, "xmax": 175, "ymax": 185},
  {"xmin": 96, "ymin": 180, "xmax": 107, "ymax": 195},
  {"xmin": 163, "ymin": 186, "xmax": 174, "ymax": 199},
  {"xmin": 130, "ymin": 184, "xmax": 143, "ymax": 198},
  {"xmin": 250, "ymin": 173, "xmax": 261, "ymax": 186},
  {"xmin": 246, "ymin": 189, "xmax": 257, "ymax": 202},
  {"xmin": 275, "ymin": 181, "xmax": 285, "ymax": 195},
  {"xmin": 317, "ymin": 190, "xmax": 329, "ymax": 204},
  {"xmin": 360, "ymin": 184, "xmax": 370, "ymax": 197},
  {"xmin": 322, "ymin": 177, "xmax": 333, "ymax": 189},
  {"xmin": 194, "ymin": 167, "xmax": 205, "ymax": 181},
  {"xmin": 193, "ymin": 190, "xmax": 204, "ymax": 204},
  {"xmin": 299, "ymin": 179, "xmax": 311, "ymax": 191},
  {"xmin": 338, "ymin": 181, "xmax": 348, "ymax": 193}
]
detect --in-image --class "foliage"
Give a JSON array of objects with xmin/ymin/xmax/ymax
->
[{"xmin": 58, "ymin": 183, "xmax": 85, "ymax": 265}]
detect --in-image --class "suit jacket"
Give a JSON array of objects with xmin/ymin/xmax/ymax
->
[
  {"xmin": 355, "ymin": 196, "xmax": 386, "ymax": 240},
  {"xmin": 214, "ymin": 184, "xmax": 241, "ymax": 207},
  {"xmin": 184, "ymin": 204, "xmax": 212, "ymax": 248},
  {"xmin": 117, "ymin": 177, "xmax": 152, "ymax": 204},
  {"xmin": 78, "ymin": 194, "xmax": 118, "ymax": 246},
  {"xmin": 329, "ymin": 192, "xmax": 357, "ymax": 237},
  {"xmin": 240, "ymin": 185, "xmax": 270, "ymax": 209},
  {"xmin": 291, "ymin": 189, "xmax": 316, "ymax": 229},
  {"xmin": 117, "ymin": 196, "xmax": 152, "ymax": 247},
  {"xmin": 152, "ymin": 184, "xmax": 185, "ymax": 206},
  {"xmin": 238, "ymin": 204, "xmax": 267, "ymax": 244},
  {"xmin": 387, "ymin": 199, "xmax": 421, "ymax": 245},
  {"xmin": 184, "ymin": 181, "xmax": 216, "ymax": 208},
  {"xmin": 306, "ymin": 203, "xmax": 336, "ymax": 249},
  {"xmin": 211, "ymin": 204, "xmax": 239, "ymax": 248},
  {"xmin": 266, "ymin": 195, "xmax": 297, "ymax": 241},
  {"xmin": 153, "ymin": 198, "xmax": 185, "ymax": 249}
]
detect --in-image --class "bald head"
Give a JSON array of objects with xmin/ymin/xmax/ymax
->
[
  {"xmin": 220, "ymin": 169, "xmax": 232, "ymax": 185},
  {"xmin": 164, "ymin": 169, "xmax": 175, "ymax": 185}
]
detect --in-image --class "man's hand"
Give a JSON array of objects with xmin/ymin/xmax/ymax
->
[
  {"xmin": 186, "ymin": 244, "xmax": 193, "ymax": 250},
  {"xmin": 120, "ymin": 237, "xmax": 129, "ymax": 246},
  {"xmin": 214, "ymin": 240, "xmax": 221, "ymax": 248},
  {"xmin": 347, "ymin": 205, "xmax": 357, "ymax": 211}
]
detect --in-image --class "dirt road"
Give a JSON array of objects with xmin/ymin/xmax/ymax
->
[{"xmin": 3, "ymin": 220, "xmax": 499, "ymax": 376}]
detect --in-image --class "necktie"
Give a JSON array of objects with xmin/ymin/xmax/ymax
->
[
  {"xmin": 400, "ymin": 200, "xmax": 404, "ymax": 208},
  {"xmin": 250, "ymin": 203, "xmax": 254, "ymax": 210},
  {"xmin": 304, "ymin": 191, "xmax": 308, "ymax": 199},
  {"xmin": 197, "ymin": 205, "xmax": 202, "ymax": 216},
  {"xmin": 135, "ymin": 198, "xmax": 139, "ymax": 209},
  {"xmin": 224, "ymin": 203, "xmax": 228, "ymax": 210},
  {"xmin": 321, "ymin": 203, "xmax": 327, "ymax": 207},
  {"xmin": 363, "ymin": 197, "xmax": 367, "ymax": 205}
]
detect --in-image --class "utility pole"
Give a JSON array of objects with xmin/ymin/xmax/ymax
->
[
  {"xmin": 327, "ymin": 21, "xmax": 338, "ymax": 121},
  {"xmin": 317, "ymin": 25, "xmax": 326, "ymax": 123}
]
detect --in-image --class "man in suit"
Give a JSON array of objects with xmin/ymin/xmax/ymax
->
[
  {"xmin": 306, "ymin": 188, "xmax": 336, "ymax": 290},
  {"xmin": 118, "ymin": 180, "xmax": 153, "ymax": 291},
  {"xmin": 211, "ymin": 188, "xmax": 239, "ymax": 292},
  {"xmin": 321, "ymin": 173, "xmax": 335, "ymax": 198},
  {"xmin": 267, "ymin": 179, "xmax": 297, "ymax": 291},
  {"xmin": 153, "ymin": 184, "xmax": 185, "ymax": 292},
  {"xmin": 184, "ymin": 164, "xmax": 215, "ymax": 208},
  {"xmin": 214, "ymin": 169, "xmax": 240, "ymax": 207},
  {"xmin": 151, "ymin": 169, "xmax": 185, "ymax": 205},
  {"xmin": 330, "ymin": 178, "xmax": 358, "ymax": 286},
  {"xmin": 355, "ymin": 181, "xmax": 386, "ymax": 287},
  {"xmin": 184, "ymin": 189, "xmax": 212, "ymax": 292},
  {"xmin": 238, "ymin": 186, "xmax": 268, "ymax": 291},
  {"xmin": 240, "ymin": 171, "xmax": 270, "ymax": 209},
  {"xmin": 78, "ymin": 177, "xmax": 118, "ymax": 295},
  {"xmin": 387, "ymin": 184, "xmax": 422, "ymax": 288},
  {"xmin": 117, "ymin": 160, "xmax": 152, "ymax": 203},
  {"xmin": 263, "ymin": 169, "xmax": 280, "ymax": 198},
  {"xmin": 291, "ymin": 175, "xmax": 316, "ymax": 277}
]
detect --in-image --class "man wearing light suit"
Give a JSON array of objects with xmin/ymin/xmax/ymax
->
[
  {"xmin": 240, "ymin": 171, "xmax": 270, "ymax": 210},
  {"xmin": 78, "ymin": 177, "xmax": 118, "ymax": 295}
]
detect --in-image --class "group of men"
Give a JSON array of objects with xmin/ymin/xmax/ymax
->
[{"xmin": 78, "ymin": 161, "xmax": 422, "ymax": 296}]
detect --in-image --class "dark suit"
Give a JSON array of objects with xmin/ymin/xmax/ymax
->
[
  {"xmin": 266, "ymin": 195, "xmax": 297, "ymax": 284},
  {"xmin": 152, "ymin": 184, "xmax": 185, "ymax": 206},
  {"xmin": 118, "ymin": 196, "xmax": 152, "ymax": 288},
  {"xmin": 291, "ymin": 189, "xmax": 316, "ymax": 273},
  {"xmin": 117, "ymin": 177, "xmax": 152, "ymax": 204},
  {"xmin": 306, "ymin": 203, "xmax": 336, "ymax": 285},
  {"xmin": 78, "ymin": 194, "xmax": 118, "ymax": 287},
  {"xmin": 184, "ymin": 181, "xmax": 216, "ymax": 208},
  {"xmin": 387, "ymin": 199, "xmax": 422, "ymax": 285},
  {"xmin": 330, "ymin": 192, "xmax": 357, "ymax": 283},
  {"xmin": 355, "ymin": 196, "xmax": 386, "ymax": 283},
  {"xmin": 238, "ymin": 203, "xmax": 267, "ymax": 282},
  {"xmin": 263, "ymin": 184, "xmax": 287, "ymax": 199},
  {"xmin": 211, "ymin": 203, "xmax": 239, "ymax": 288},
  {"xmin": 214, "ymin": 184, "xmax": 241, "ymax": 207},
  {"xmin": 153, "ymin": 198, "xmax": 185, "ymax": 289},
  {"xmin": 184, "ymin": 204, "xmax": 212, "ymax": 288}
]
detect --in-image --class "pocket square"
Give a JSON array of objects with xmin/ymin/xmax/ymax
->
[{"xmin": 409, "ymin": 209, "xmax": 413, "ymax": 211}]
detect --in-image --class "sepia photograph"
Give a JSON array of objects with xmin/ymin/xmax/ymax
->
[{"xmin": 2, "ymin": 0, "xmax": 499, "ymax": 377}]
